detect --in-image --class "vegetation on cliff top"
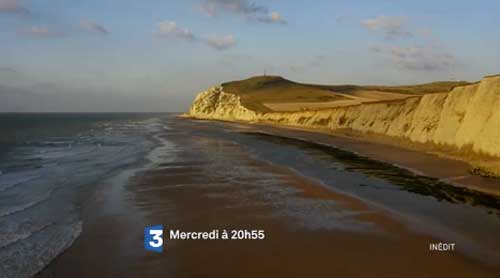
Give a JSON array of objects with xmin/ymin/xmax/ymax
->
[{"xmin": 222, "ymin": 76, "xmax": 469, "ymax": 112}]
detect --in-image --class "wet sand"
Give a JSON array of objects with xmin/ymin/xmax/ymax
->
[
  {"xmin": 235, "ymin": 121, "xmax": 500, "ymax": 197},
  {"xmin": 37, "ymin": 119, "xmax": 500, "ymax": 277},
  {"xmin": 133, "ymin": 162, "xmax": 497, "ymax": 277}
]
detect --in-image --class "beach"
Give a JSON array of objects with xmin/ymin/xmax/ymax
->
[
  {"xmin": 246, "ymin": 121, "xmax": 500, "ymax": 197},
  {"xmin": 36, "ymin": 115, "xmax": 500, "ymax": 277},
  {"xmin": 3, "ymin": 1, "xmax": 500, "ymax": 277}
]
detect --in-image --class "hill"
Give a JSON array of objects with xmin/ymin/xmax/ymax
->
[{"xmin": 222, "ymin": 76, "xmax": 469, "ymax": 112}]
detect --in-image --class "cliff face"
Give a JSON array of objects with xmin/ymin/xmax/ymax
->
[
  {"xmin": 189, "ymin": 86, "xmax": 258, "ymax": 120},
  {"xmin": 188, "ymin": 76, "xmax": 500, "ymax": 159}
]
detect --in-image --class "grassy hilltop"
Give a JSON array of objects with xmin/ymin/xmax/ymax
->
[{"xmin": 222, "ymin": 76, "xmax": 469, "ymax": 112}]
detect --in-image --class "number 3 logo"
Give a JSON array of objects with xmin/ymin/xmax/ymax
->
[{"xmin": 144, "ymin": 225, "xmax": 164, "ymax": 252}]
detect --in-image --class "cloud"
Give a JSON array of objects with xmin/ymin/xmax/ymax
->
[
  {"xmin": 0, "ymin": 0, "xmax": 29, "ymax": 15},
  {"xmin": 361, "ymin": 16, "xmax": 412, "ymax": 39},
  {"xmin": 371, "ymin": 44, "xmax": 456, "ymax": 71},
  {"xmin": 0, "ymin": 67, "xmax": 16, "ymax": 73},
  {"xmin": 155, "ymin": 20, "xmax": 235, "ymax": 50},
  {"xmin": 203, "ymin": 35, "xmax": 236, "ymax": 50},
  {"xmin": 81, "ymin": 20, "xmax": 109, "ymax": 35},
  {"xmin": 155, "ymin": 21, "xmax": 195, "ymax": 41},
  {"xmin": 200, "ymin": 0, "xmax": 266, "ymax": 16},
  {"xmin": 199, "ymin": 0, "xmax": 287, "ymax": 24},
  {"xmin": 20, "ymin": 26, "xmax": 65, "ymax": 37},
  {"xmin": 257, "ymin": 12, "xmax": 287, "ymax": 24},
  {"xmin": 367, "ymin": 22, "xmax": 457, "ymax": 72}
]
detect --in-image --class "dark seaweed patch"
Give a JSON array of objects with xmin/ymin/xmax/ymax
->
[{"xmin": 241, "ymin": 131, "xmax": 500, "ymax": 213}]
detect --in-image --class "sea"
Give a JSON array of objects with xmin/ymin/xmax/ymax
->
[{"xmin": 0, "ymin": 113, "xmax": 167, "ymax": 277}]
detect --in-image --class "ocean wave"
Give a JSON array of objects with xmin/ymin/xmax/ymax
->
[
  {"xmin": 0, "ymin": 171, "xmax": 40, "ymax": 192},
  {"xmin": 0, "ymin": 114, "xmax": 164, "ymax": 277},
  {"xmin": 0, "ymin": 220, "xmax": 82, "ymax": 278},
  {"xmin": 0, "ymin": 222, "xmax": 53, "ymax": 249},
  {"xmin": 0, "ymin": 187, "xmax": 55, "ymax": 218}
]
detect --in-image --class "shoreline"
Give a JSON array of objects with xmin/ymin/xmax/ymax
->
[
  {"xmin": 183, "ymin": 115, "xmax": 500, "ymax": 197},
  {"xmin": 35, "ymin": 116, "xmax": 500, "ymax": 277}
]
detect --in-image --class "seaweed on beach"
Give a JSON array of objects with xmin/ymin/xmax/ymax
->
[{"xmin": 242, "ymin": 132, "xmax": 500, "ymax": 214}]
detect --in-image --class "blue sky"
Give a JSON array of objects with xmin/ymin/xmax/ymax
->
[{"xmin": 0, "ymin": 0, "xmax": 499, "ymax": 112}]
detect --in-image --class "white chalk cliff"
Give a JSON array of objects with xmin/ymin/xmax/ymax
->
[{"xmin": 188, "ymin": 76, "xmax": 500, "ymax": 171}]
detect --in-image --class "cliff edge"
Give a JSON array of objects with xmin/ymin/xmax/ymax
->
[{"xmin": 187, "ymin": 75, "xmax": 500, "ymax": 176}]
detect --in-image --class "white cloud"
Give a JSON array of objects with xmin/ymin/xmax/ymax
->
[
  {"xmin": 203, "ymin": 35, "xmax": 236, "ymax": 50},
  {"xmin": 361, "ymin": 16, "xmax": 411, "ymax": 39},
  {"xmin": 199, "ymin": 0, "xmax": 287, "ymax": 24},
  {"xmin": 155, "ymin": 21, "xmax": 195, "ymax": 41},
  {"xmin": 0, "ymin": 0, "xmax": 29, "ymax": 15},
  {"xmin": 155, "ymin": 21, "xmax": 236, "ymax": 50},
  {"xmin": 81, "ymin": 20, "xmax": 109, "ymax": 35}
]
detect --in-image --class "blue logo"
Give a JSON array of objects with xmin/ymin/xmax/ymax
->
[{"xmin": 144, "ymin": 225, "xmax": 164, "ymax": 253}]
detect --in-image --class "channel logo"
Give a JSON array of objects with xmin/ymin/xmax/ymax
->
[{"xmin": 144, "ymin": 225, "xmax": 164, "ymax": 253}]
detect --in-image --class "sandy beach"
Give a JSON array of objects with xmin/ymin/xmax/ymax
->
[
  {"xmin": 245, "ymin": 121, "xmax": 500, "ymax": 197},
  {"xmin": 36, "ymin": 116, "xmax": 500, "ymax": 277},
  {"xmin": 3, "ymin": 1, "xmax": 500, "ymax": 276}
]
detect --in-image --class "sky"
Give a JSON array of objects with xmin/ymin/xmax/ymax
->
[{"xmin": 0, "ymin": 0, "xmax": 499, "ymax": 112}]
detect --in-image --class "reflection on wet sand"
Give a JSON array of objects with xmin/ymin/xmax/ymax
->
[{"xmin": 37, "ymin": 116, "xmax": 500, "ymax": 277}]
